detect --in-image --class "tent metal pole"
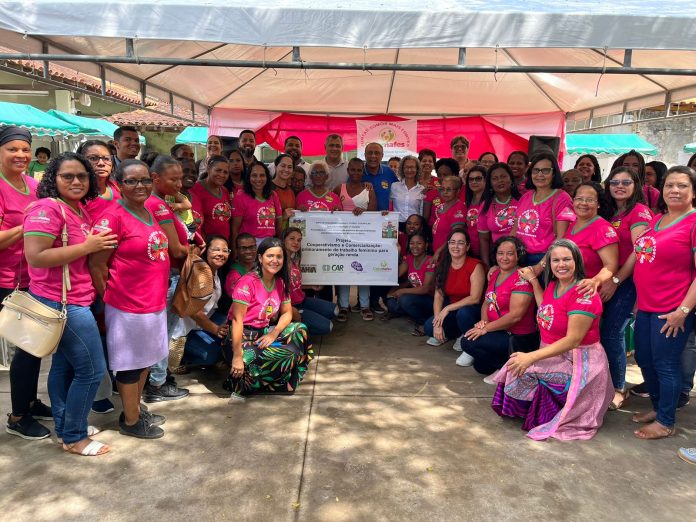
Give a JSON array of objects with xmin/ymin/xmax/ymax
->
[{"xmin": 2, "ymin": 52, "xmax": 696, "ymax": 75}]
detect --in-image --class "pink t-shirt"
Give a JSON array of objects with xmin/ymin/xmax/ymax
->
[
  {"xmin": 425, "ymin": 189, "xmax": 443, "ymax": 227},
  {"xmin": 97, "ymin": 201, "xmax": 170, "ymax": 313},
  {"xmin": 478, "ymin": 197, "xmax": 518, "ymax": 242},
  {"xmin": 296, "ymin": 189, "xmax": 343, "ymax": 212},
  {"xmin": 634, "ymin": 211, "xmax": 696, "ymax": 313},
  {"xmin": 84, "ymin": 181, "xmax": 120, "ymax": 222},
  {"xmin": 564, "ymin": 216, "xmax": 619, "ymax": 278},
  {"xmin": 484, "ymin": 268, "xmax": 536, "ymax": 335},
  {"xmin": 190, "ymin": 182, "xmax": 232, "ymax": 240},
  {"xmin": 232, "ymin": 191, "xmax": 281, "ymax": 238},
  {"xmin": 404, "ymin": 254, "xmax": 435, "ymax": 289},
  {"xmin": 465, "ymin": 201, "xmax": 484, "ymax": 257},
  {"xmin": 145, "ymin": 194, "xmax": 189, "ymax": 247},
  {"xmin": 0, "ymin": 174, "xmax": 38, "ymax": 288},
  {"xmin": 643, "ymin": 185, "xmax": 661, "ymax": 209},
  {"xmin": 23, "ymin": 199, "xmax": 95, "ymax": 306},
  {"xmin": 224, "ymin": 262, "xmax": 250, "ymax": 298},
  {"xmin": 610, "ymin": 203, "xmax": 652, "ymax": 266},
  {"xmin": 432, "ymin": 200, "xmax": 466, "ymax": 252},
  {"xmin": 289, "ymin": 261, "xmax": 305, "ymax": 305},
  {"xmin": 514, "ymin": 189, "xmax": 574, "ymax": 254},
  {"xmin": 537, "ymin": 281, "xmax": 602, "ymax": 345},
  {"xmin": 231, "ymin": 272, "xmax": 290, "ymax": 328}
]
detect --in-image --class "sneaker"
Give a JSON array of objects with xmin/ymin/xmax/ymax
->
[
  {"xmin": 139, "ymin": 406, "xmax": 166, "ymax": 427},
  {"xmin": 483, "ymin": 372, "xmax": 498, "ymax": 385},
  {"xmin": 91, "ymin": 398, "xmax": 115, "ymax": 414},
  {"xmin": 119, "ymin": 416, "xmax": 164, "ymax": 439},
  {"xmin": 678, "ymin": 447, "xmax": 696, "ymax": 465},
  {"xmin": 452, "ymin": 336, "xmax": 463, "ymax": 352},
  {"xmin": 677, "ymin": 392, "xmax": 690, "ymax": 409},
  {"xmin": 6, "ymin": 414, "xmax": 50, "ymax": 440},
  {"xmin": 142, "ymin": 382, "xmax": 189, "ymax": 403},
  {"xmin": 630, "ymin": 383, "xmax": 649, "ymax": 398},
  {"xmin": 28, "ymin": 399, "xmax": 52, "ymax": 420},
  {"xmin": 426, "ymin": 336, "xmax": 444, "ymax": 346},
  {"xmin": 455, "ymin": 351, "xmax": 475, "ymax": 367},
  {"xmin": 229, "ymin": 392, "xmax": 247, "ymax": 403}
]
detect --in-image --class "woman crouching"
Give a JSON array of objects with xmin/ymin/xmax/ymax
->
[
  {"xmin": 492, "ymin": 238, "xmax": 613, "ymax": 440},
  {"xmin": 225, "ymin": 237, "xmax": 313, "ymax": 400}
]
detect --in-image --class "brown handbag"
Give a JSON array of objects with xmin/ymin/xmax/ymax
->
[
  {"xmin": 171, "ymin": 252, "xmax": 214, "ymax": 317},
  {"xmin": 0, "ymin": 202, "xmax": 70, "ymax": 358}
]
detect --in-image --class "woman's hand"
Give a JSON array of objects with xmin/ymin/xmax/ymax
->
[
  {"xmin": 658, "ymin": 310, "xmax": 688, "ymax": 338},
  {"xmin": 230, "ymin": 356, "xmax": 245, "ymax": 377},
  {"xmin": 506, "ymin": 351, "xmax": 536, "ymax": 377},
  {"xmin": 434, "ymin": 324, "xmax": 447, "ymax": 342},
  {"xmin": 576, "ymin": 278, "xmax": 600, "ymax": 298},
  {"xmin": 216, "ymin": 323, "xmax": 229, "ymax": 338},
  {"xmin": 284, "ymin": 208, "xmax": 296, "ymax": 219},
  {"xmin": 298, "ymin": 205, "xmax": 308, "ymax": 212},
  {"xmin": 353, "ymin": 207, "xmax": 365, "ymax": 216},
  {"xmin": 432, "ymin": 307, "xmax": 449, "ymax": 328},
  {"xmin": 599, "ymin": 279, "xmax": 617, "ymax": 302},
  {"xmin": 256, "ymin": 332, "xmax": 278, "ymax": 349},
  {"xmin": 389, "ymin": 288, "xmax": 403, "ymax": 299},
  {"xmin": 464, "ymin": 325, "xmax": 486, "ymax": 341},
  {"xmin": 518, "ymin": 266, "xmax": 536, "ymax": 282},
  {"xmin": 84, "ymin": 230, "xmax": 118, "ymax": 254}
]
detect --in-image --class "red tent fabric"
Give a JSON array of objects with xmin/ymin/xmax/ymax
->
[{"xmin": 254, "ymin": 114, "xmax": 531, "ymax": 159}]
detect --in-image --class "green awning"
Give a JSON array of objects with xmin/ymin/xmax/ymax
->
[
  {"xmin": 684, "ymin": 142, "xmax": 696, "ymax": 153},
  {"xmin": 565, "ymin": 133, "xmax": 658, "ymax": 156},
  {"xmin": 47, "ymin": 109, "xmax": 118, "ymax": 137},
  {"xmin": 0, "ymin": 100, "xmax": 81, "ymax": 136},
  {"xmin": 175, "ymin": 126, "xmax": 208, "ymax": 144}
]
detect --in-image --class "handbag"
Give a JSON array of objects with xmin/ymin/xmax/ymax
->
[
  {"xmin": 0, "ymin": 201, "xmax": 70, "ymax": 358},
  {"xmin": 171, "ymin": 252, "xmax": 214, "ymax": 317}
]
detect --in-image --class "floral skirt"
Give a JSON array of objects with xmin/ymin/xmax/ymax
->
[{"xmin": 227, "ymin": 322, "xmax": 313, "ymax": 395}]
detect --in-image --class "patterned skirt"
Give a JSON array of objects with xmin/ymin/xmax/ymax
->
[{"xmin": 227, "ymin": 322, "xmax": 313, "ymax": 396}]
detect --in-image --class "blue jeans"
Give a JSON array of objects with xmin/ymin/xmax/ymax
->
[
  {"xmin": 600, "ymin": 277, "xmax": 636, "ymax": 391},
  {"xmin": 298, "ymin": 297, "xmax": 336, "ymax": 336},
  {"xmin": 150, "ymin": 274, "xmax": 179, "ymax": 386},
  {"xmin": 526, "ymin": 252, "xmax": 546, "ymax": 266},
  {"xmin": 386, "ymin": 293, "xmax": 434, "ymax": 325},
  {"xmin": 424, "ymin": 304, "xmax": 481, "ymax": 340},
  {"xmin": 181, "ymin": 312, "xmax": 227, "ymax": 366},
  {"xmin": 462, "ymin": 331, "xmax": 540, "ymax": 375},
  {"xmin": 681, "ymin": 326, "xmax": 696, "ymax": 393},
  {"xmin": 634, "ymin": 310, "xmax": 694, "ymax": 427},
  {"xmin": 34, "ymin": 294, "xmax": 106, "ymax": 444},
  {"xmin": 337, "ymin": 285, "xmax": 370, "ymax": 309}
]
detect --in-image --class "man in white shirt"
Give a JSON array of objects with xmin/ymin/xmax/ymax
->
[
  {"xmin": 323, "ymin": 134, "xmax": 348, "ymax": 191},
  {"xmin": 269, "ymin": 135, "xmax": 311, "ymax": 177}
]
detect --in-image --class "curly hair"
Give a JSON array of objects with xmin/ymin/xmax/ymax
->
[{"xmin": 37, "ymin": 152, "xmax": 99, "ymax": 202}]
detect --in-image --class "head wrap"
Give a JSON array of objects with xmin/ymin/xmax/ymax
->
[{"xmin": 0, "ymin": 126, "xmax": 32, "ymax": 147}]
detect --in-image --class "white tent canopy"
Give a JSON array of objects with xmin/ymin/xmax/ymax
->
[{"xmin": 1, "ymin": 1, "xmax": 696, "ymax": 119}]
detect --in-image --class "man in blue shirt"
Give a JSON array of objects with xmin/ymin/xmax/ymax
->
[
  {"xmin": 361, "ymin": 142, "xmax": 398, "ymax": 313},
  {"xmin": 362, "ymin": 142, "xmax": 397, "ymax": 211}
]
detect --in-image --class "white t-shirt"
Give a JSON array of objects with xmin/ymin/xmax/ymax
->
[{"xmin": 170, "ymin": 273, "xmax": 222, "ymax": 339}]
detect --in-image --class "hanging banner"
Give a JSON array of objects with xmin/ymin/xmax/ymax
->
[
  {"xmin": 289, "ymin": 211, "xmax": 399, "ymax": 285},
  {"xmin": 356, "ymin": 119, "xmax": 417, "ymax": 159}
]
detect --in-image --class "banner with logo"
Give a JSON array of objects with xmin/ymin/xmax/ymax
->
[
  {"xmin": 289, "ymin": 211, "xmax": 399, "ymax": 285},
  {"xmin": 356, "ymin": 120, "xmax": 417, "ymax": 159}
]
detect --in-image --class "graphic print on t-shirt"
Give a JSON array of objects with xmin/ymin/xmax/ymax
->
[
  {"xmin": 634, "ymin": 235, "xmax": 657, "ymax": 264},
  {"xmin": 485, "ymin": 290, "xmax": 498, "ymax": 313},
  {"xmin": 211, "ymin": 201, "xmax": 232, "ymax": 222},
  {"xmin": 258, "ymin": 205, "xmax": 277, "ymax": 227},
  {"xmin": 147, "ymin": 230, "xmax": 169, "ymax": 261},
  {"xmin": 467, "ymin": 207, "xmax": 480, "ymax": 227},
  {"xmin": 537, "ymin": 303, "xmax": 554, "ymax": 331},
  {"xmin": 259, "ymin": 296, "xmax": 279, "ymax": 322},
  {"xmin": 495, "ymin": 206, "xmax": 516, "ymax": 229},
  {"xmin": 518, "ymin": 208, "xmax": 539, "ymax": 234},
  {"xmin": 408, "ymin": 272, "xmax": 423, "ymax": 287}
]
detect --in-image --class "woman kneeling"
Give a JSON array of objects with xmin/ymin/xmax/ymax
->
[
  {"xmin": 492, "ymin": 239, "xmax": 613, "ymax": 441},
  {"xmin": 225, "ymin": 237, "xmax": 313, "ymax": 399}
]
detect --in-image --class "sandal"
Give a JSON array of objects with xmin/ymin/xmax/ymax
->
[
  {"xmin": 411, "ymin": 325, "xmax": 425, "ymax": 337},
  {"xmin": 361, "ymin": 308, "xmax": 374, "ymax": 321},
  {"xmin": 634, "ymin": 421, "xmax": 675, "ymax": 440},
  {"xmin": 608, "ymin": 390, "xmax": 629, "ymax": 411},
  {"xmin": 63, "ymin": 438, "xmax": 110, "ymax": 456},
  {"xmin": 336, "ymin": 308, "xmax": 349, "ymax": 323}
]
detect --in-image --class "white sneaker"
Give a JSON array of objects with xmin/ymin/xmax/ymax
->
[
  {"xmin": 426, "ymin": 336, "xmax": 444, "ymax": 346},
  {"xmin": 455, "ymin": 351, "xmax": 474, "ymax": 367},
  {"xmin": 483, "ymin": 372, "xmax": 498, "ymax": 385},
  {"xmin": 452, "ymin": 336, "xmax": 463, "ymax": 352}
]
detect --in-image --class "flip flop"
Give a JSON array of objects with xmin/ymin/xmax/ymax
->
[
  {"xmin": 608, "ymin": 390, "xmax": 629, "ymax": 411},
  {"xmin": 634, "ymin": 422, "xmax": 675, "ymax": 440},
  {"xmin": 361, "ymin": 308, "xmax": 374, "ymax": 321},
  {"xmin": 63, "ymin": 439, "xmax": 110, "ymax": 456}
]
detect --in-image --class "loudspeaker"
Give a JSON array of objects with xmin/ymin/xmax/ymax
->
[{"xmin": 528, "ymin": 135, "xmax": 560, "ymax": 158}]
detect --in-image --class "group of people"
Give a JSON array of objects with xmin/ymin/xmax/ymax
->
[{"xmin": 2, "ymin": 123, "xmax": 696, "ymax": 463}]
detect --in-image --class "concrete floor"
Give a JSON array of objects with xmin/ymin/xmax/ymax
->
[{"xmin": 1, "ymin": 314, "xmax": 695, "ymax": 521}]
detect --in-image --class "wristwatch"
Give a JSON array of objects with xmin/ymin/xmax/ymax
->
[
  {"xmin": 679, "ymin": 306, "xmax": 691, "ymax": 315},
  {"xmin": 611, "ymin": 276, "xmax": 620, "ymax": 285}
]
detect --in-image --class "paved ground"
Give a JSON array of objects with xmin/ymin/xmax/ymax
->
[{"xmin": 1, "ymin": 314, "xmax": 695, "ymax": 521}]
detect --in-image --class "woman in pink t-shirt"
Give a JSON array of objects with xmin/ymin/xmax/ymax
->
[
  {"xmin": 493, "ymin": 239, "xmax": 613, "ymax": 441},
  {"xmin": 507, "ymin": 151, "xmax": 529, "ymax": 196},
  {"xmin": 296, "ymin": 161, "xmax": 343, "ymax": 212},
  {"xmin": 89, "ymin": 159, "xmax": 171, "ymax": 440},
  {"xmin": 478, "ymin": 163, "xmax": 521, "ymax": 266},
  {"xmin": 459, "ymin": 237, "xmax": 538, "ymax": 376},
  {"xmin": 231, "ymin": 162, "xmax": 282, "ymax": 256},
  {"xmin": 632, "ymin": 166, "xmax": 696, "ymax": 440},
  {"xmin": 574, "ymin": 154, "xmax": 602, "ymax": 183},
  {"xmin": 224, "ymin": 149, "xmax": 246, "ymax": 194},
  {"xmin": 24, "ymin": 152, "xmax": 117, "ymax": 455},
  {"xmin": 283, "ymin": 227, "xmax": 337, "ymax": 336},
  {"xmin": 599, "ymin": 167, "xmax": 653, "ymax": 410},
  {"xmin": 431, "ymin": 175, "xmax": 467, "ymax": 260},
  {"xmin": 225, "ymin": 237, "xmax": 313, "ymax": 399},
  {"xmin": 0, "ymin": 127, "xmax": 49, "ymax": 441},
  {"xmin": 461, "ymin": 165, "xmax": 486, "ymax": 259},
  {"xmin": 79, "ymin": 140, "xmax": 120, "ymax": 221},
  {"xmin": 190, "ymin": 155, "xmax": 232, "ymax": 240},
  {"xmin": 612, "ymin": 150, "xmax": 661, "ymax": 212}
]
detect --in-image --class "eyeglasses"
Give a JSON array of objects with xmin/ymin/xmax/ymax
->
[
  {"xmin": 58, "ymin": 173, "xmax": 90, "ymax": 183},
  {"xmin": 85, "ymin": 155, "xmax": 112, "ymax": 164},
  {"xmin": 209, "ymin": 247, "xmax": 231, "ymax": 254},
  {"xmin": 452, "ymin": 145, "xmax": 468, "ymax": 151},
  {"xmin": 531, "ymin": 167, "xmax": 553, "ymax": 176},
  {"xmin": 448, "ymin": 240, "xmax": 467, "ymax": 246},
  {"xmin": 573, "ymin": 197, "xmax": 597, "ymax": 204},
  {"xmin": 121, "ymin": 178, "xmax": 153, "ymax": 187},
  {"xmin": 468, "ymin": 176, "xmax": 484, "ymax": 182},
  {"xmin": 608, "ymin": 179, "xmax": 634, "ymax": 187},
  {"xmin": 310, "ymin": 171, "xmax": 328, "ymax": 177}
]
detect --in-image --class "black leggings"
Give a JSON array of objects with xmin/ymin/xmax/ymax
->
[{"xmin": 1, "ymin": 286, "xmax": 43, "ymax": 417}]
